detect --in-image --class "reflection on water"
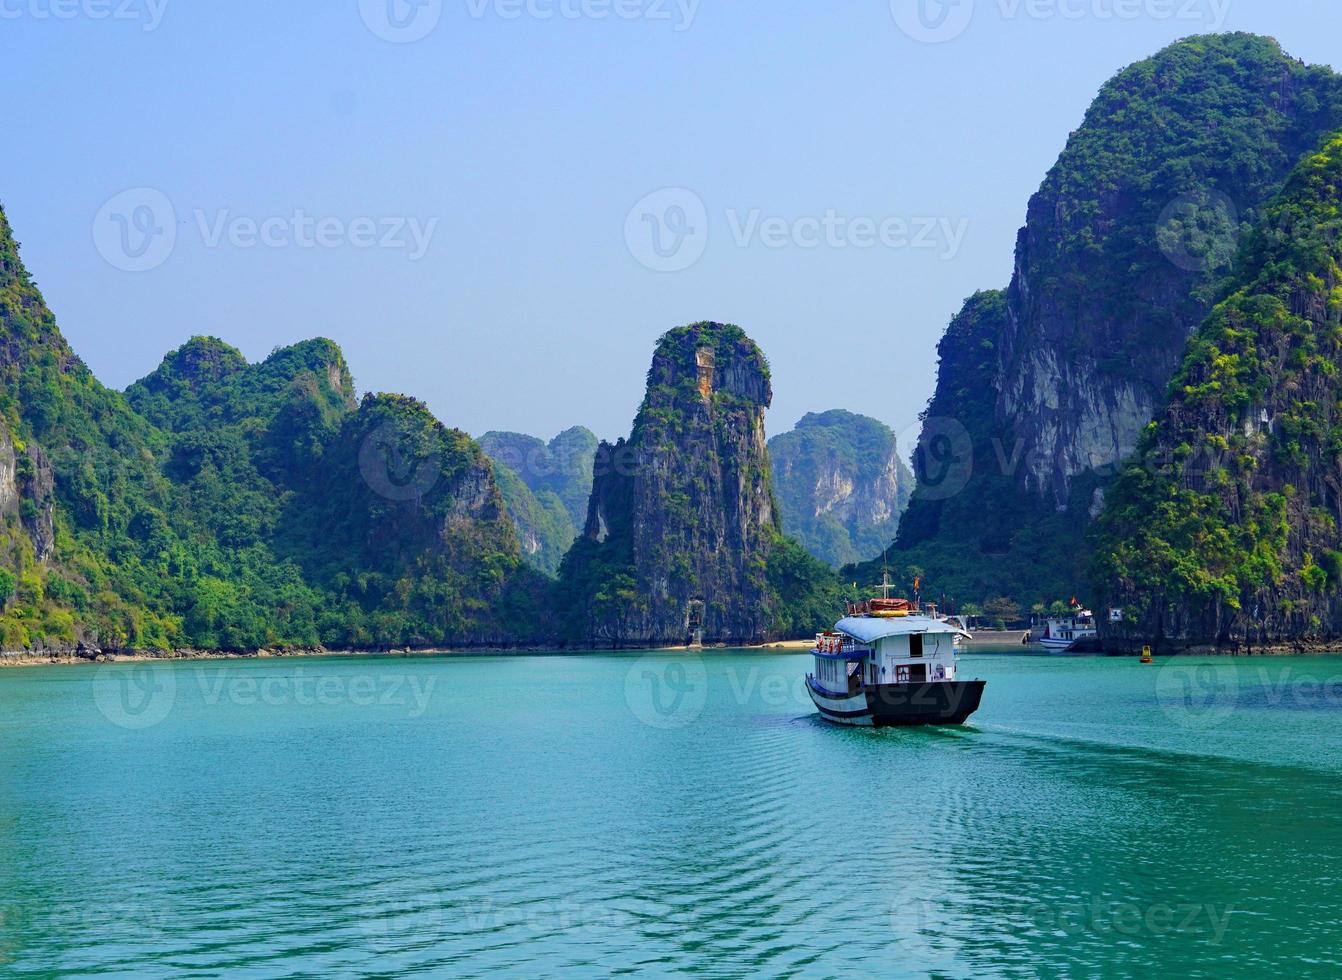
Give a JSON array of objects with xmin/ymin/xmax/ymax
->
[{"xmin": 1, "ymin": 652, "xmax": 1340, "ymax": 977}]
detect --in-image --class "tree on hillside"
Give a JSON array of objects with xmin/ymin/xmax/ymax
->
[{"xmin": 982, "ymin": 596, "xmax": 1022, "ymax": 627}]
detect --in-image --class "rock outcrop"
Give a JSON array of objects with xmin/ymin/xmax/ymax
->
[
  {"xmin": 558, "ymin": 322, "xmax": 785, "ymax": 646},
  {"xmin": 0, "ymin": 192, "xmax": 542, "ymax": 652},
  {"xmin": 1095, "ymin": 131, "xmax": 1342, "ymax": 650},
  {"xmin": 479, "ymin": 427, "xmax": 598, "ymax": 528},
  {"xmin": 891, "ymin": 34, "xmax": 1342, "ymax": 607},
  {"xmin": 769, "ymin": 410, "xmax": 913, "ymax": 567},
  {"xmin": 0, "ymin": 419, "xmax": 46, "ymax": 566},
  {"xmin": 478, "ymin": 427, "xmax": 598, "ymax": 576}
]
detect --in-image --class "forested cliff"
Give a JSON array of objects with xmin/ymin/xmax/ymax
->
[
  {"xmin": 769, "ymin": 410, "xmax": 913, "ymax": 568},
  {"xmin": 556, "ymin": 323, "xmax": 838, "ymax": 647},
  {"xmin": 0, "ymin": 203, "xmax": 544, "ymax": 653},
  {"xmin": 883, "ymin": 33, "xmax": 1342, "ymax": 609},
  {"xmin": 1095, "ymin": 132, "xmax": 1342, "ymax": 651}
]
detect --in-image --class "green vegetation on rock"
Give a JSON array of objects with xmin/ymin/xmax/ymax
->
[
  {"xmin": 557, "ymin": 322, "xmax": 841, "ymax": 646},
  {"xmin": 1093, "ymin": 130, "xmax": 1342, "ymax": 649},
  {"xmin": 883, "ymin": 33, "xmax": 1342, "ymax": 613},
  {"xmin": 769, "ymin": 410, "xmax": 913, "ymax": 568},
  {"xmin": 0, "ymin": 202, "xmax": 541, "ymax": 653},
  {"xmin": 478, "ymin": 427, "xmax": 598, "ymax": 576}
]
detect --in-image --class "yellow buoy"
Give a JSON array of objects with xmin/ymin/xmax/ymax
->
[{"xmin": 1141, "ymin": 645, "xmax": 1153, "ymax": 664}]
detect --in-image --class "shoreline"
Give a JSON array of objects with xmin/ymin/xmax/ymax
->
[{"xmin": 6, "ymin": 636, "xmax": 1342, "ymax": 668}]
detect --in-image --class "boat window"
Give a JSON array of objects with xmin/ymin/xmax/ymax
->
[{"xmin": 909, "ymin": 635, "xmax": 924, "ymax": 658}]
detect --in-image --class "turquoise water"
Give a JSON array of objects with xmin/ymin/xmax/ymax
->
[{"xmin": 2, "ymin": 651, "xmax": 1341, "ymax": 977}]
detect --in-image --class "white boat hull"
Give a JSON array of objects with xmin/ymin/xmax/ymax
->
[
  {"xmin": 1037, "ymin": 635, "xmax": 1097, "ymax": 653},
  {"xmin": 805, "ymin": 680, "xmax": 874, "ymax": 726}
]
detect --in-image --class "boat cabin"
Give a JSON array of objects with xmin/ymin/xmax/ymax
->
[
  {"xmin": 1038, "ymin": 610, "xmax": 1096, "ymax": 643},
  {"xmin": 811, "ymin": 615, "xmax": 969, "ymax": 696}
]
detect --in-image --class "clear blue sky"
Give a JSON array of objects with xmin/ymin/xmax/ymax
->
[{"xmin": 2, "ymin": 0, "xmax": 1339, "ymax": 447}]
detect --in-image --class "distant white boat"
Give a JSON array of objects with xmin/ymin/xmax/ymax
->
[{"xmin": 1033, "ymin": 609, "xmax": 1099, "ymax": 653}]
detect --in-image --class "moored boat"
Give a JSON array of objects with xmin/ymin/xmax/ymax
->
[
  {"xmin": 1033, "ymin": 608, "xmax": 1098, "ymax": 653},
  {"xmin": 806, "ymin": 587, "xmax": 985, "ymax": 727}
]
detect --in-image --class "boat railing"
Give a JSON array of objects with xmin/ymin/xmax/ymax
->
[{"xmin": 813, "ymin": 635, "xmax": 873, "ymax": 657}]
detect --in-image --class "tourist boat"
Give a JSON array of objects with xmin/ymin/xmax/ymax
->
[
  {"xmin": 806, "ymin": 587, "xmax": 986, "ymax": 727},
  {"xmin": 1032, "ymin": 608, "xmax": 1099, "ymax": 653}
]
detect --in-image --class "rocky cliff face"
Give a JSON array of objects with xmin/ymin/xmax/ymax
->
[
  {"xmin": 477, "ymin": 426, "xmax": 598, "ymax": 575},
  {"xmin": 479, "ymin": 427, "xmax": 597, "ymax": 528},
  {"xmin": 892, "ymin": 34, "xmax": 1342, "ymax": 607},
  {"xmin": 0, "ymin": 420, "xmax": 53, "ymax": 563},
  {"xmin": 997, "ymin": 35, "xmax": 1342, "ymax": 506},
  {"xmin": 559, "ymin": 323, "xmax": 783, "ymax": 646},
  {"xmin": 1096, "ymin": 132, "xmax": 1342, "ymax": 650},
  {"xmin": 769, "ymin": 410, "xmax": 913, "ymax": 567}
]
